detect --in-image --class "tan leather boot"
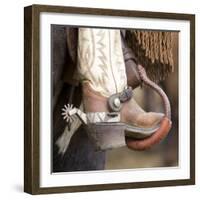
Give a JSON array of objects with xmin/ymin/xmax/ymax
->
[
  {"xmin": 83, "ymin": 81, "xmax": 164, "ymax": 136},
  {"xmin": 81, "ymin": 80, "xmax": 171, "ymax": 151}
]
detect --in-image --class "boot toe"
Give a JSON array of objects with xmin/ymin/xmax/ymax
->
[
  {"xmin": 124, "ymin": 112, "xmax": 164, "ymax": 139},
  {"xmin": 146, "ymin": 112, "xmax": 164, "ymax": 127},
  {"xmin": 134, "ymin": 112, "xmax": 164, "ymax": 128}
]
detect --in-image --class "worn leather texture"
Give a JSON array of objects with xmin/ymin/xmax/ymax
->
[
  {"xmin": 82, "ymin": 81, "xmax": 109, "ymax": 112},
  {"xmin": 126, "ymin": 117, "xmax": 172, "ymax": 150},
  {"xmin": 83, "ymin": 82, "xmax": 163, "ymax": 129},
  {"xmin": 120, "ymin": 99, "xmax": 164, "ymax": 128},
  {"xmin": 121, "ymin": 33, "xmax": 142, "ymax": 89}
]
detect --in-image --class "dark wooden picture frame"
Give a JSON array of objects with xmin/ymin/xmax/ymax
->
[{"xmin": 24, "ymin": 4, "xmax": 195, "ymax": 194}]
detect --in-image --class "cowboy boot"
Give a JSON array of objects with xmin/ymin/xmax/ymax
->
[
  {"xmin": 73, "ymin": 28, "xmax": 169, "ymax": 150},
  {"xmin": 82, "ymin": 81, "xmax": 164, "ymax": 136}
]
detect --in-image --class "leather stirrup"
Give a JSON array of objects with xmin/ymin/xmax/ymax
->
[{"xmin": 125, "ymin": 64, "xmax": 172, "ymax": 150}]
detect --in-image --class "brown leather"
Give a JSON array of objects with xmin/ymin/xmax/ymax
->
[
  {"xmin": 82, "ymin": 82, "xmax": 163, "ymax": 129},
  {"xmin": 121, "ymin": 32, "xmax": 142, "ymax": 89},
  {"xmin": 125, "ymin": 117, "xmax": 171, "ymax": 150},
  {"xmin": 120, "ymin": 99, "xmax": 164, "ymax": 128},
  {"xmin": 125, "ymin": 59, "xmax": 141, "ymax": 89},
  {"xmin": 82, "ymin": 82, "xmax": 109, "ymax": 113}
]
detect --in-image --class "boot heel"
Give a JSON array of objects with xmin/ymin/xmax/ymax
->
[{"xmin": 84, "ymin": 123, "xmax": 125, "ymax": 151}]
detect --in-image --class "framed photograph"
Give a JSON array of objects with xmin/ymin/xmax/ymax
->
[{"xmin": 24, "ymin": 4, "xmax": 195, "ymax": 194}]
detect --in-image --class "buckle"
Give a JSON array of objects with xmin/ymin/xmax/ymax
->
[{"xmin": 108, "ymin": 87, "xmax": 133, "ymax": 112}]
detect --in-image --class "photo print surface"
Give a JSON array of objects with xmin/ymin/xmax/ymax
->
[{"xmin": 52, "ymin": 25, "xmax": 179, "ymax": 173}]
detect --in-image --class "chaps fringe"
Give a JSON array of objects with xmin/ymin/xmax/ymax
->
[{"xmin": 126, "ymin": 30, "xmax": 174, "ymax": 82}]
